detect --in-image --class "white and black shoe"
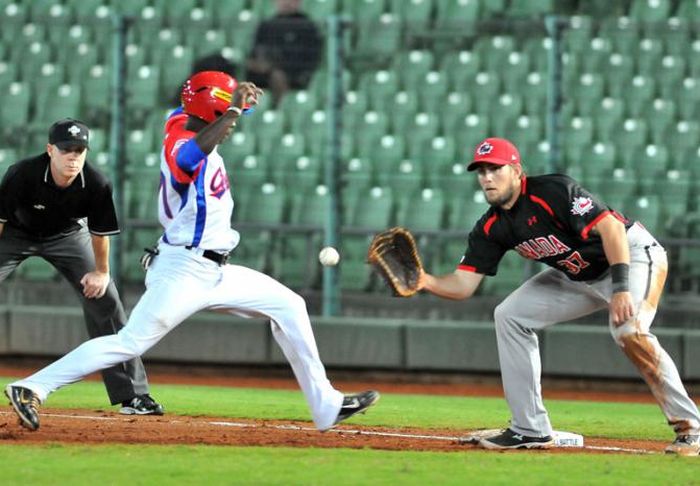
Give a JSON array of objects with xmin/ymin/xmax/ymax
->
[
  {"xmin": 665, "ymin": 434, "xmax": 700, "ymax": 456},
  {"xmin": 479, "ymin": 428, "xmax": 554, "ymax": 450},
  {"xmin": 334, "ymin": 390, "xmax": 380, "ymax": 425},
  {"xmin": 119, "ymin": 394, "xmax": 165, "ymax": 415},
  {"xmin": 5, "ymin": 385, "xmax": 41, "ymax": 431}
]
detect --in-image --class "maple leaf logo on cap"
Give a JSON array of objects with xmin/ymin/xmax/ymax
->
[{"xmin": 476, "ymin": 141, "xmax": 493, "ymax": 155}]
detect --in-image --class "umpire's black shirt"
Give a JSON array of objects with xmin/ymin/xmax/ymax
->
[{"xmin": 0, "ymin": 153, "xmax": 120, "ymax": 238}]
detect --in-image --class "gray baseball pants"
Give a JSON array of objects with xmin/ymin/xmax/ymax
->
[
  {"xmin": 0, "ymin": 224, "xmax": 149, "ymax": 405},
  {"xmin": 494, "ymin": 223, "xmax": 700, "ymax": 437}
]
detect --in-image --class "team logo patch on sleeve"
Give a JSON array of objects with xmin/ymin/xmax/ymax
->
[{"xmin": 571, "ymin": 196, "xmax": 594, "ymax": 216}]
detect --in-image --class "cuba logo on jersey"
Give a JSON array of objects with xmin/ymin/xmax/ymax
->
[
  {"xmin": 571, "ymin": 196, "xmax": 594, "ymax": 216},
  {"xmin": 476, "ymin": 141, "xmax": 493, "ymax": 155},
  {"xmin": 210, "ymin": 167, "xmax": 230, "ymax": 199}
]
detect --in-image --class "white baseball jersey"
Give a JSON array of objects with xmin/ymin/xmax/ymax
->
[{"xmin": 159, "ymin": 109, "xmax": 240, "ymax": 252}]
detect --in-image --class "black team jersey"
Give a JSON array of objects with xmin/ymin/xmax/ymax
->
[{"xmin": 459, "ymin": 174, "xmax": 635, "ymax": 282}]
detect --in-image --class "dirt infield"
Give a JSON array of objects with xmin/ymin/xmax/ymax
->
[{"xmin": 0, "ymin": 365, "xmax": 670, "ymax": 454}]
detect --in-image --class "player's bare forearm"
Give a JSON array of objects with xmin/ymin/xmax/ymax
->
[
  {"xmin": 194, "ymin": 82, "xmax": 263, "ymax": 154},
  {"xmin": 594, "ymin": 214, "xmax": 630, "ymax": 266},
  {"xmin": 419, "ymin": 269, "xmax": 483, "ymax": 300},
  {"xmin": 90, "ymin": 234, "xmax": 110, "ymax": 274}
]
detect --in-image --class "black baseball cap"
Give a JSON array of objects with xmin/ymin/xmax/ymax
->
[{"xmin": 48, "ymin": 118, "xmax": 90, "ymax": 150}]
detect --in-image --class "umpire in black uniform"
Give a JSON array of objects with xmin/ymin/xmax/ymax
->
[{"xmin": 0, "ymin": 118, "xmax": 163, "ymax": 415}]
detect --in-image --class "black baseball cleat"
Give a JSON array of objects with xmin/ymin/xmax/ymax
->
[
  {"xmin": 119, "ymin": 394, "xmax": 165, "ymax": 415},
  {"xmin": 5, "ymin": 385, "xmax": 41, "ymax": 431},
  {"xmin": 334, "ymin": 390, "xmax": 380, "ymax": 426},
  {"xmin": 665, "ymin": 434, "xmax": 700, "ymax": 456},
  {"xmin": 479, "ymin": 428, "xmax": 554, "ymax": 450}
]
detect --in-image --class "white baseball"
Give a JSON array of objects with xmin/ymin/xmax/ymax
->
[{"xmin": 319, "ymin": 246, "xmax": 340, "ymax": 266}]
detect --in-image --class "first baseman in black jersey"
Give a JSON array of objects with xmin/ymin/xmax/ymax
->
[
  {"xmin": 417, "ymin": 137, "xmax": 700, "ymax": 455},
  {"xmin": 0, "ymin": 119, "xmax": 163, "ymax": 415}
]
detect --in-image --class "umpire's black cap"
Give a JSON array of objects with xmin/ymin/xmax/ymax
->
[{"xmin": 48, "ymin": 118, "xmax": 90, "ymax": 150}]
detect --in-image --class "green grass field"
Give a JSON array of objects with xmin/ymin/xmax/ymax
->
[{"xmin": 1, "ymin": 376, "xmax": 699, "ymax": 485}]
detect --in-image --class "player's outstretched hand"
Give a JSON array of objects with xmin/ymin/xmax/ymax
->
[
  {"xmin": 80, "ymin": 271, "xmax": 110, "ymax": 299},
  {"xmin": 231, "ymin": 82, "xmax": 263, "ymax": 111}
]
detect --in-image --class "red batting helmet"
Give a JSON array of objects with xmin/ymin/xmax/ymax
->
[{"xmin": 181, "ymin": 71, "xmax": 238, "ymax": 123}]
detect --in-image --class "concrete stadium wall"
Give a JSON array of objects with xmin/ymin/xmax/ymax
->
[{"xmin": 1, "ymin": 305, "xmax": 697, "ymax": 381}]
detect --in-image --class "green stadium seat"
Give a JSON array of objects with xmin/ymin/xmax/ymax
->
[
  {"xmin": 599, "ymin": 16, "xmax": 640, "ymax": 55},
  {"xmin": 230, "ymin": 229, "xmax": 272, "ymax": 273},
  {"xmin": 657, "ymin": 170, "xmax": 692, "ymax": 223},
  {"xmin": 676, "ymin": 78, "xmax": 700, "ymax": 120},
  {"xmin": 505, "ymin": 115, "xmax": 543, "ymax": 149},
  {"xmin": 621, "ymin": 75, "xmax": 656, "ymax": 117},
  {"xmin": 226, "ymin": 9, "xmax": 260, "ymax": 59},
  {"xmin": 248, "ymin": 110, "xmax": 286, "ymax": 154},
  {"xmin": 240, "ymin": 182, "xmax": 287, "ymax": 224},
  {"xmin": 591, "ymin": 97, "xmax": 624, "ymax": 142},
  {"xmin": 441, "ymin": 91, "xmax": 472, "ymax": 135},
  {"xmin": 418, "ymin": 136, "xmax": 457, "ymax": 168},
  {"xmin": 272, "ymin": 233, "xmax": 320, "ymax": 289},
  {"xmin": 0, "ymin": 61, "xmax": 16, "ymax": 92},
  {"xmin": 303, "ymin": 0, "xmax": 339, "ymax": 22},
  {"xmin": 657, "ymin": 17, "xmax": 690, "ymax": 57},
  {"xmin": 689, "ymin": 42, "xmax": 700, "ymax": 78},
  {"xmin": 15, "ymin": 41, "xmax": 51, "ymax": 82},
  {"xmin": 218, "ymin": 132, "xmax": 257, "ymax": 168},
  {"xmin": 289, "ymin": 184, "xmax": 330, "ymax": 226},
  {"xmin": 562, "ymin": 116, "xmax": 594, "ymax": 162},
  {"xmin": 187, "ymin": 28, "xmax": 227, "ymax": 60},
  {"xmin": 507, "ymin": 0, "xmax": 555, "ymax": 17},
  {"xmin": 279, "ymin": 90, "xmax": 318, "ymax": 132},
  {"xmin": 354, "ymin": 13, "xmax": 400, "ymax": 59},
  {"xmin": 445, "ymin": 189, "xmax": 488, "ymax": 230},
  {"xmin": 470, "ymin": 72, "xmax": 501, "ymax": 114},
  {"xmin": 389, "ymin": 91, "xmax": 419, "ymax": 134},
  {"xmin": 342, "ymin": 90, "xmax": 368, "ymax": 132},
  {"xmin": 629, "ymin": 0, "xmax": 671, "ymax": 22},
  {"xmin": 418, "ymin": 71, "xmax": 450, "ymax": 110},
  {"xmin": 634, "ymin": 144, "xmax": 669, "ymax": 192},
  {"xmin": 657, "ymin": 55, "xmax": 686, "ymax": 99},
  {"xmin": 666, "ymin": 120, "xmax": 700, "ymax": 161},
  {"xmin": 124, "ymin": 168, "xmax": 160, "ymax": 222},
  {"xmin": 476, "ymin": 36, "xmax": 516, "ymax": 74},
  {"xmin": 113, "ymin": 0, "xmax": 148, "ymax": 16},
  {"xmin": 337, "ymin": 234, "xmax": 374, "ymax": 291},
  {"xmin": 676, "ymin": 0, "xmax": 700, "ymax": 20},
  {"xmin": 430, "ymin": 161, "xmax": 478, "ymax": 210},
  {"xmin": 32, "ymin": 62, "xmax": 64, "ymax": 102},
  {"xmin": 645, "ymin": 98, "xmax": 676, "ymax": 144},
  {"xmin": 0, "ymin": 1, "xmax": 27, "ymax": 28},
  {"xmin": 595, "ymin": 168, "xmax": 636, "ymax": 210},
  {"xmin": 359, "ymin": 69, "xmax": 398, "ymax": 112},
  {"xmin": 365, "ymin": 134, "xmax": 405, "ymax": 167},
  {"xmin": 579, "ymin": 141, "xmax": 617, "ymax": 178},
  {"xmin": 441, "ymin": 50, "xmax": 481, "ymax": 91},
  {"xmin": 604, "ymin": 53, "xmax": 635, "ymax": 98},
  {"xmin": 489, "ymin": 93, "xmax": 523, "ymax": 135},
  {"xmin": 500, "ymin": 52, "xmax": 531, "ymax": 93},
  {"xmin": 563, "ymin": 15, "xmax": 593, "ymax": 53},
  {"xmin": 17, "ymin": 257, "xmax": 58, "ymax": 281},
  {"xmin": 36, "ymin": 84, "xmax": 82, "ymax": 128},
  {"xmin": 448, "ymin": 113, "xmax": 489, "ymax": 153},
  {"xmin": 125, "ymin": 128, "xmax": 156, "ymax": 167},
  {"xmin": 624, "ymin": 195, "xmax": 662, "ymax": 235},
  {"xmin": 433, "ymin": 238, "xmax": 467, "ymax": 276},
  {"xmin": 268, "ymin": 132, "xmax": 306, "ymax": 167},
  {"xmin": 578, "ymin": 37, "xmax": 613, "ymax": 73},
  {"xmin": 435, "ymin": 0, "xmax": 480, "ymax": 35},
  {"xmin": 278, "ymin": 155, "xmax": 320, "ymax": 192},
  {"xmin": 389, "ymin": 0, "xmax": 432, "ymax": 28},
  {"xmin": 342, "ymin": 157, "xmax": 373, "ymax": 195},
  {"xmin": 128, "ymin": 65, "xmax": 160, "ymax": 119},
  {"xmin": 0, "ymin": 82, "xmax": 30, "ymax": 137},
  {"xmin": 522, "ymin": 37, "xmax": 551, "ymax": 74},
  {"xmin": 486, "ymin": 251, "xmax": 528, "ymax": 296},
  {"xmin": 82, "ymin": 64, "xmax": 111, "ymax": 124},
  {"xmin": 348, "ymin": 186, "xmax": 393, "ymax": 229},
  {"xmin": 394, "ymin": 49, "xmax": 434, "ymax": 91},
  {"xmin": 354, "ymin": 111, "xmax": 389, "ymax": 152},
  {"xmin": 616, "ymin": 119, "xmax": 649, "ymax": 167},
  {"xmin": 636, "ymin": 37, "xmax": 664, "ymax": 74},
  {"xmin": 0, "ymin": 148, "xmax": 17, "ymax": 179},
  {"xmin": 376, "ymin": 157, "xmax": 423, "ymax": 196},
  {"xmin": 307, "ymin": 68, "xmax": 351, "ymax": 101},
  {"xmin": 569, "ymin": 72, "xmax": 604, "ymax": 109},
  {"xmin": 396, "ymin": 187, "xmax": 445, "ymax": 232},
  {"xmin": 520, "ymin": 72, "xmax": 547, "ymax": 115},
  {"xmin": 227, "ymin": 155, "xmax": 268, "ymax": 199},
  {"xmin": 157, "ymin": 45, "xmax": 193, "ymax": 103}
]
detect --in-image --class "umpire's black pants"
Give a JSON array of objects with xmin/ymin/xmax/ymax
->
[{"xmin": 0, "ymin": 223, "xmax": 149, "ymax": 405}]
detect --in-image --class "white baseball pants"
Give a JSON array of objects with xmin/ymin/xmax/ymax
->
[
  {"xmin": 11, "ymin": 244, "xmax": 344, "ymax": 431},
  {"xmin": 494, "ymin": 223, "xmax": 700, "ymax": 437}
]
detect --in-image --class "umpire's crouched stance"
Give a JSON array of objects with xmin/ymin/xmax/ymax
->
[{"xmin": 0, "ymin": 118, "xmax": 163, "ymax": 415}]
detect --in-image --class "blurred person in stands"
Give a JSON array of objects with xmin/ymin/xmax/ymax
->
[{"xmin": 246, "ymin": 0, "xmax": 322, "ymax": 103}]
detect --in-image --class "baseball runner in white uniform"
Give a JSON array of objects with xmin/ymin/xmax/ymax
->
[{"xmin": 5, "ymin": 71, "xmax": 379, "ymax": 432}]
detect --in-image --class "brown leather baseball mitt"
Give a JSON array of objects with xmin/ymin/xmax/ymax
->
[{"xmin": 367, "ymin": 227, "xmax": 424, "ymax": 297}]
